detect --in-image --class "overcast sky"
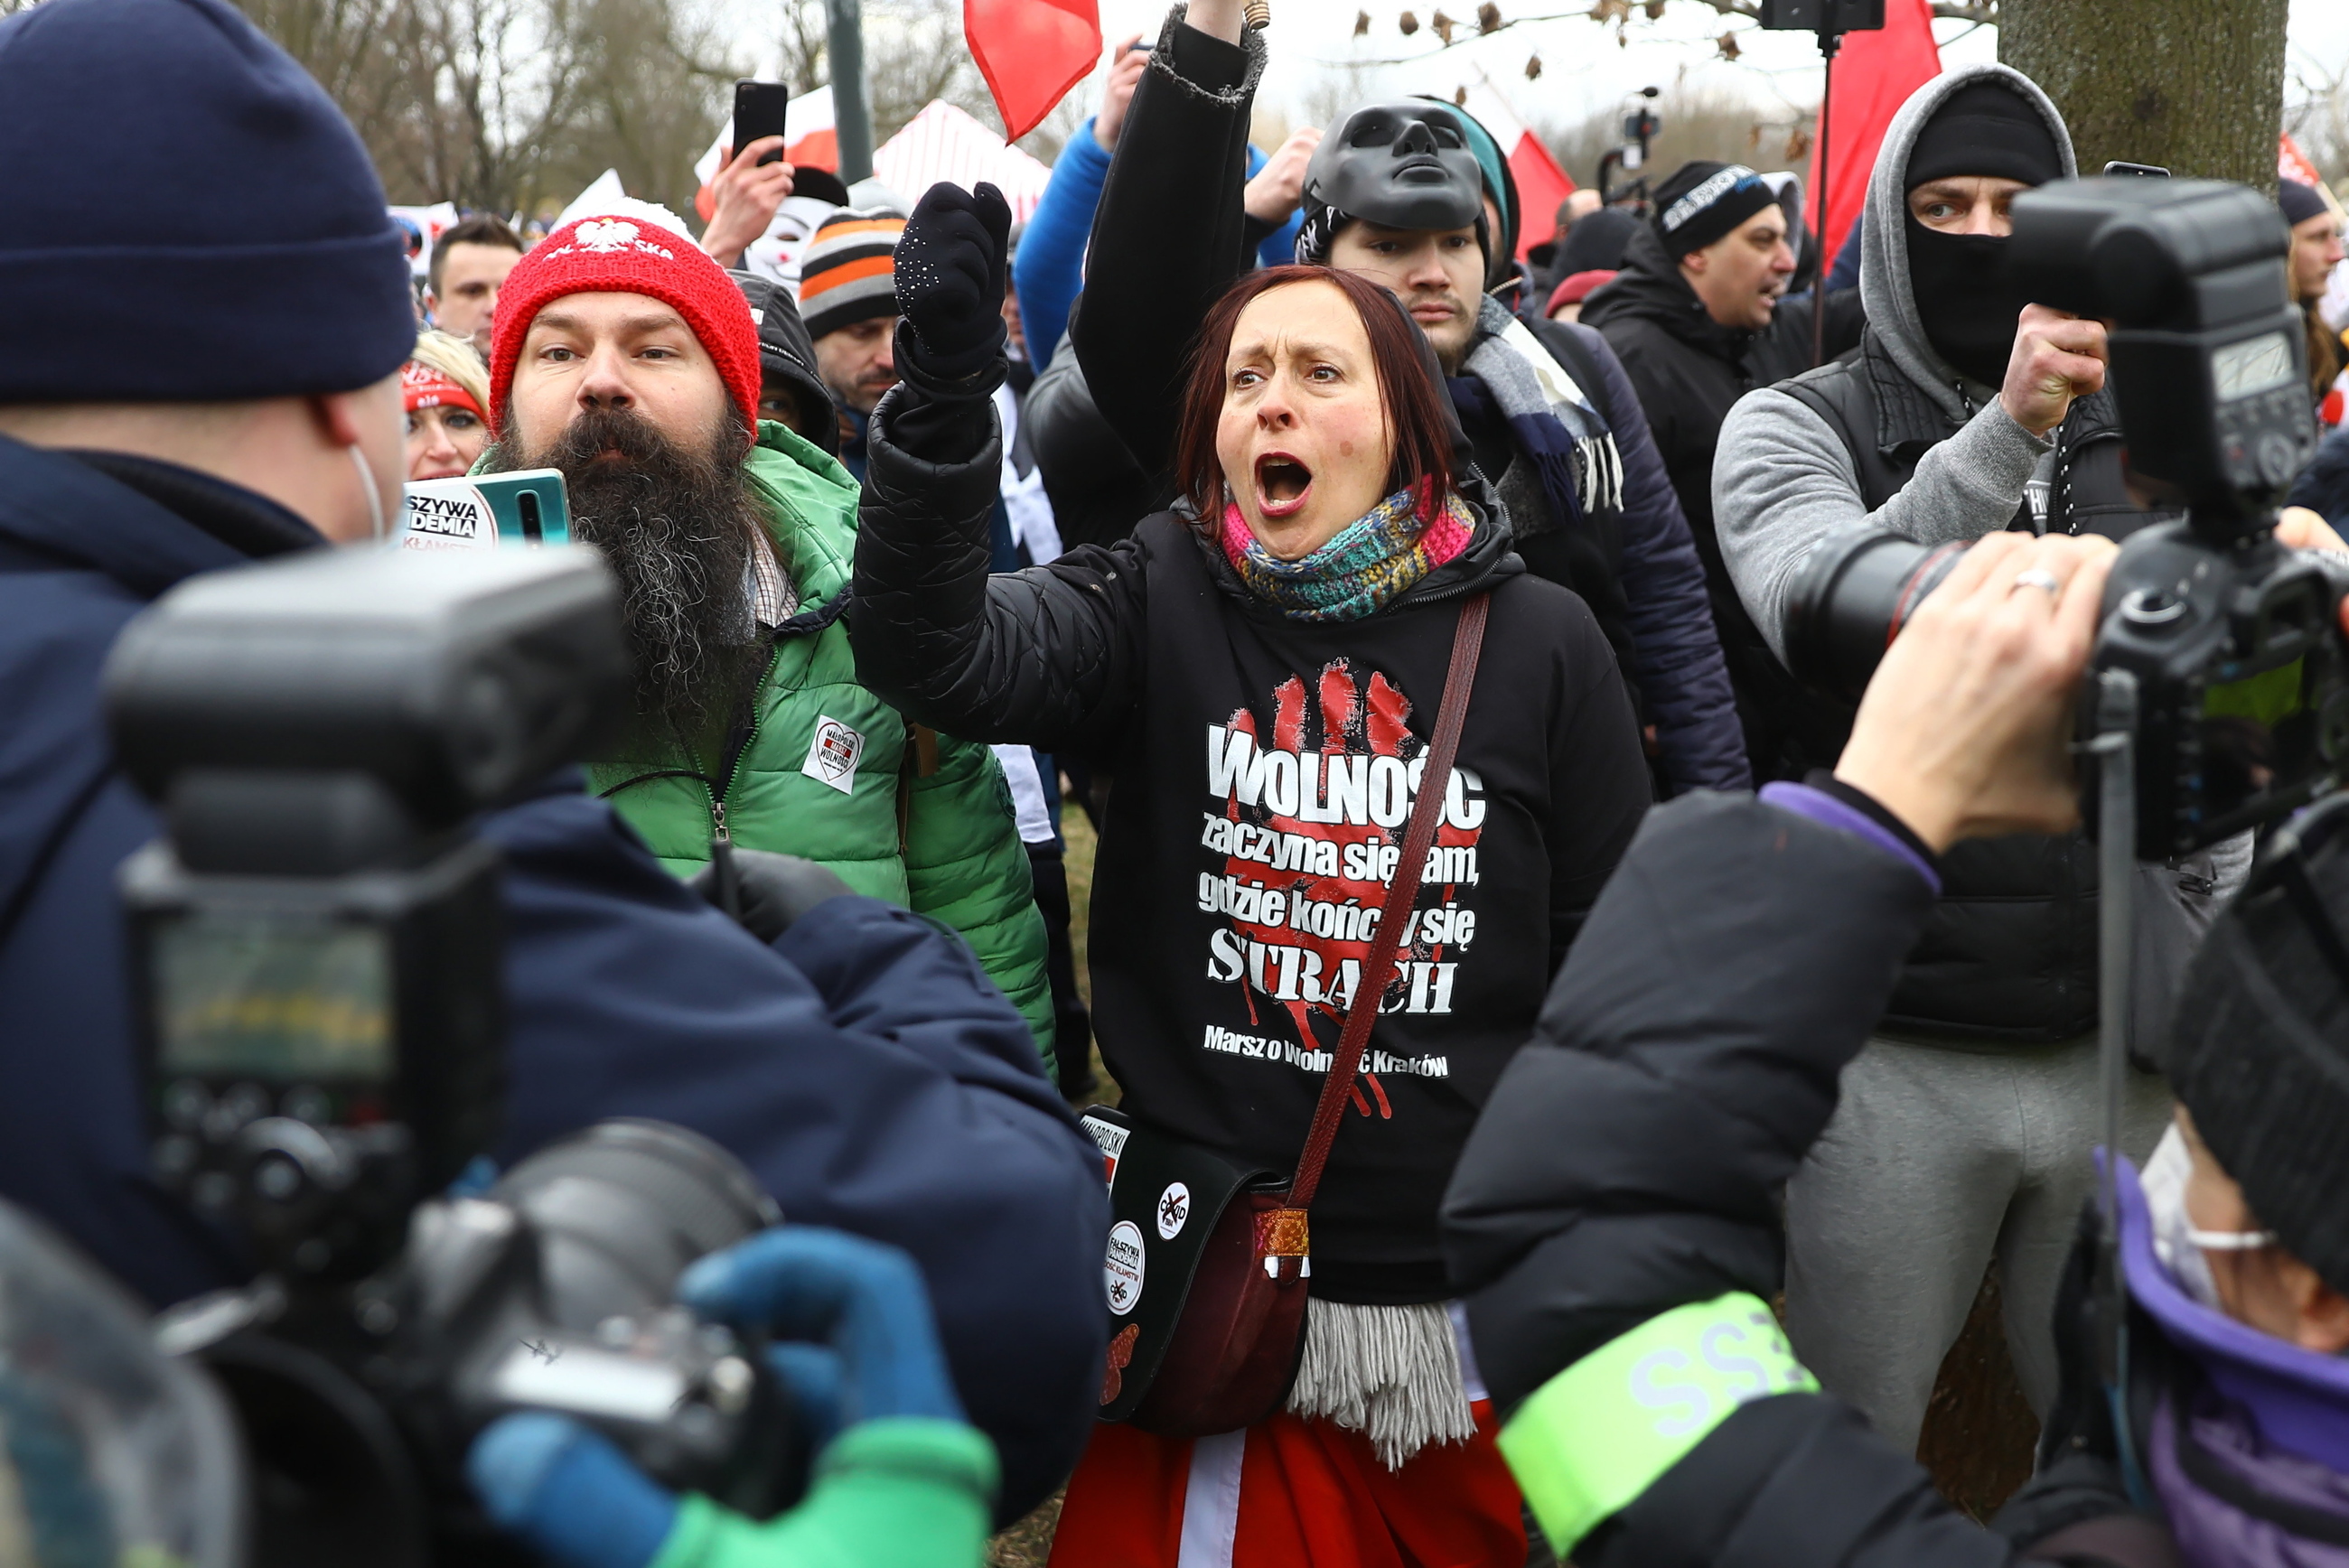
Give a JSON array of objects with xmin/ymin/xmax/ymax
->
[{"xmin": 1045, "ymin": 0, "xmax": 2349, "ymax": 148}]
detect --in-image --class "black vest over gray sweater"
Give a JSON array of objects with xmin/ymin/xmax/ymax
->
[{"xmin": 1770, "ymin": 331, "xmax": 2147, "ymax": 1041}]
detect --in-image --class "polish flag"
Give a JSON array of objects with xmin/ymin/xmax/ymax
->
[
  {"xmin": 1811, "ymin": 0, "xmax": 1941, "ymax": 266},
  {"xmin": 692, "ymin": 85, "xmax": 840, "ymax": 223},
  {"xmin": 965, "ymin": 0, "xmax": 1101, "ymax": 144},
  {"xmin": 1464, "ymin": 71, "xmax": 1577, "ymax": 262}
]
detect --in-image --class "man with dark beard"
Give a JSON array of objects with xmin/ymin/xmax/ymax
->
[
  {"xmin": 494, "ymin": 396, "xmax": 772, "ymax": 747},
  {"xmin": 482, "ymin": 199, "xmax": 1058, "ymax": 1068}
]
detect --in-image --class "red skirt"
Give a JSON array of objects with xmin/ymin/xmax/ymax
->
[{"xmin": 1046, "ymin": 1399, "xmax": 1525, "ymax": 1568}]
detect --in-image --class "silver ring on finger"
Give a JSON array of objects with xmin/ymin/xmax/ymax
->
[{"xmin": 2011, "ymin": 567, "xmax": 2061, "ymax": 596}]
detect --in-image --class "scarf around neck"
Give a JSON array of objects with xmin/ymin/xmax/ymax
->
[
  {"xmin": 1448, "ymin": 296, "xmax": 1624, "ymax": 541},
  {"xmin": 1219, "ymin": 481, "xmax": 1474, "ymax": 623}
]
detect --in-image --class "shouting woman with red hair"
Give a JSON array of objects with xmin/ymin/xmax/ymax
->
[{"xmin": 851, "ymin": 184, "xmax": 1651, "ymax": 1565}]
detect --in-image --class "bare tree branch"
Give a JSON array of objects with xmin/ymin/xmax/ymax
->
[{"xmin": 1328, "ymin": 0, "xmax": 1993, "ymax": 65}]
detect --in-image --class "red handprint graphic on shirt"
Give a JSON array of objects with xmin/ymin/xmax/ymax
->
[{"xmin": 1195, "ymin": 658, "xmax": 1485, "ymax": 1107}]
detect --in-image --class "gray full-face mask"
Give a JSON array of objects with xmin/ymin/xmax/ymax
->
[{"xmin": 1302, "ymin": 101, "xmax": 1483, "ymax": 240}]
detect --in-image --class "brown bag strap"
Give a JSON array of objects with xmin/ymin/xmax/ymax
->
[{"xmin": 1288, "ymin": 593, "xmax": 1491, "ymax": 1210}]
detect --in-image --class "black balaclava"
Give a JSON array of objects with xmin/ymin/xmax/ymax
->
[{"xmin": 1903, "ymin": 81, "xmax": 2064, "ymax": 389}]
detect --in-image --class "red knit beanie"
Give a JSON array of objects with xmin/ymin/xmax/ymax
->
[{"xmin": 487, "ymin": 209, "xmax": 761, "ymax": 441}]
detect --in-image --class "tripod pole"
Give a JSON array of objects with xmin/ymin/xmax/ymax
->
[{"xmin": 1812, "ymin": 28, "xmax": 1840, "ymax": 370}]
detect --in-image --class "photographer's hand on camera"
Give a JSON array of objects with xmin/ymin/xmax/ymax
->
[
  {"xmin": 2279, "ymin": 505, "xmax": 2349, "ymax": 554},
  {"xmin": 2000, "ymin": 303, "xmax": 2109, "ymax": 437},
  {"xmin": 470, "ymin": 1227, "xmax": 995, "ymax": 1568},
  {"xmin": 1834, "ymin": 532, "xmax": 2118, "ymax": 851}
]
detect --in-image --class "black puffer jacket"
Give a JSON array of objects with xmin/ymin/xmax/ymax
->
[
  {"xmin": 1021, "ymin": 327, "xmax": 1160, "ymax": 551},
  {"xmin": 1581, "ymin": 228, "xmax": 1862, "ymax": 783},
  {"xmin": 1441, "ymin": 791, "xmax": 2156, "ymax": 1568},
  {"xmin": 849, "ymin": 375, "xmax": 1652, "ymax": 1302}
]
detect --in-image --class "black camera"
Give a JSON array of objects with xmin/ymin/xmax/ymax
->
[
  {"xmin": 108, "ymin": 546, "xmax": 802, "ymax": 1565},
  {"xmin": 1786, "ymin": 177, "xmax": 2349, "ymax": 857},
  {"xmin": 1757, "ymin": 0, "xmax": 1884, "ymax": 33}
]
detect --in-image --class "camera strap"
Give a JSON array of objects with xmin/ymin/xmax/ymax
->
[{"xmin": 2085, "ymin": 667, "xmax": 2153, "ymax": 1507}]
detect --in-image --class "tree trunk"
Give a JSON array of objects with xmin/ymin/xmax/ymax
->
[{"xmin": 1999, "ymin": 0, "xmax": 2288, "ymax": 191}]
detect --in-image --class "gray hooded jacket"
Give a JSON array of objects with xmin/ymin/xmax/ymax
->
[
  {"xmin": 1707, "ymin": 65, "xmax": 2248, "ymax": 1044},
  {"xmin": 1713, "ymin": 63, "xmax": 2073, "ymax": 662}
]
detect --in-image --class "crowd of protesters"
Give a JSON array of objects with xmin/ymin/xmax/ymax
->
[{"xmin": 10, "ymin": 0, "xmax": 2349, "ymax": 1563}]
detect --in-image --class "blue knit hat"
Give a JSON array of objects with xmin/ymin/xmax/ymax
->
[{"xmin": 0, "ymin": 0, "xmax": 415, "ymax": 402}]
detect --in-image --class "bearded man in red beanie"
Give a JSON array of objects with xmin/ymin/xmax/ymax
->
[{"xmin": 481, "ymin": 200, "xmax": 1059, "ymax": 1065}]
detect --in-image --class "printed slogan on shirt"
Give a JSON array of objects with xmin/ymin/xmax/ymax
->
[{"xmin": 1196, "ymin": 658, "xmax": 1484, "ymax": 1095}]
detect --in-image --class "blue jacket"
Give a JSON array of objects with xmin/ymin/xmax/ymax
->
[
  {"xmin": 1014, "ymin": 115, "xmax": 1302, "ymax": 368},
  {"xmin": 1534, "ymin": 316, "xmax": 1751, "ymax": 794},
  {"xmin": 0, "ymin": 434, "xmax": 1108, "ymax": 1524}
]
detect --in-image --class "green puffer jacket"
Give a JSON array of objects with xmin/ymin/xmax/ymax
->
[{"xmin": 586, "ymin": 421, "xmax": 1055, "ymax": 1072}]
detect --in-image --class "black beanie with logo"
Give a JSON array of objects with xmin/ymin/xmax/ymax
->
[{"xmin": 1652, "ymin": 161, "xmax": 1779, "ymax": 258}]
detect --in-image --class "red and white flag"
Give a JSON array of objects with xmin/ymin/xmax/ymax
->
[
  {"xmin": 874, "ymin": 99, "xmax": 1055, "ymax": 222},
  {"xmin": 966, "ymin": 0, "xmax": 1100, "ymax": 144}
]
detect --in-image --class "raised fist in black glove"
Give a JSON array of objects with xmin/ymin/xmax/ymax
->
[
  {"xmin": 893, "ymin": 180, "xmax": 1011, "ymax": 387},
  {"xmin": 690, "ymin": 848, "xmax": 854, "ymax": 945}
]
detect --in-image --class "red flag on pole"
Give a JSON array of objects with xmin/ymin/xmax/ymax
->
[
  {"xmin": 1811, "ymin": 0, "xmax": 1940, "ymax": 266},
  {"xmin": 966, "ymin": 0, "xmax": 1102, "ymax": 145}
]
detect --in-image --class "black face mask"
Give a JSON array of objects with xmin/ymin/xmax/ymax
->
[{"xmin": 1904, "ymin": 215, "xmax": 2035, "ymax": 389}]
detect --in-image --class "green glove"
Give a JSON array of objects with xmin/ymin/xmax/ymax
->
[
  {"xmin": 472, "ymin": 1414, "xmax": 996, "ymax": 1568},
  {"xmin": 652, "ymin": 1419, "xmax": 997, "ymax": 1568}
]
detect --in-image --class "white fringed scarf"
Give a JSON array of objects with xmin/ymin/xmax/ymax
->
[{"xmin": 1284, "ymin": 1297, "xmax": 1476, "ymax": 1470}]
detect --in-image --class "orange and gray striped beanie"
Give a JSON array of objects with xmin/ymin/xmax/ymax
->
[{"xmin": 796, "ymin": 207, "xmax": 906, "ymax": 340}]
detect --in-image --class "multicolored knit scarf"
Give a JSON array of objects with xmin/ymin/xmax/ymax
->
[{"xmin": 1219, "ymin": 481, "xmax": 1474, "ymax": 623}]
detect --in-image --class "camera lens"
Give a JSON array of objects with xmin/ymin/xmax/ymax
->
[
  {"xmin": 491, "ymin": 1119, "xmax": 781, "ymax": 1330},
  {"xmin": 1783, "ymin": 526, "xmax": 1970, "ymax": 701}
]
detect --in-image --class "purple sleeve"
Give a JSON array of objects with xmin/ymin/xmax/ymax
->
[{"xmin": 1759, "ymin": 781, "xmax": 1941, "ymax": 896}]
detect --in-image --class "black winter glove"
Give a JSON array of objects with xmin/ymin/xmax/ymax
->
[
  {"xmin": 690, "ymin": 847, "xmax": 854, "ymax": 945},
  {"xmin": 894, "ymin": 181, "xmax": 1011, "ymax": 387}
]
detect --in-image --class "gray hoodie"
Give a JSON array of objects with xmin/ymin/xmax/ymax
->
[{"xmin": 1713, "ymin": 64, "xmax": 2075, "ymax": 661}]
